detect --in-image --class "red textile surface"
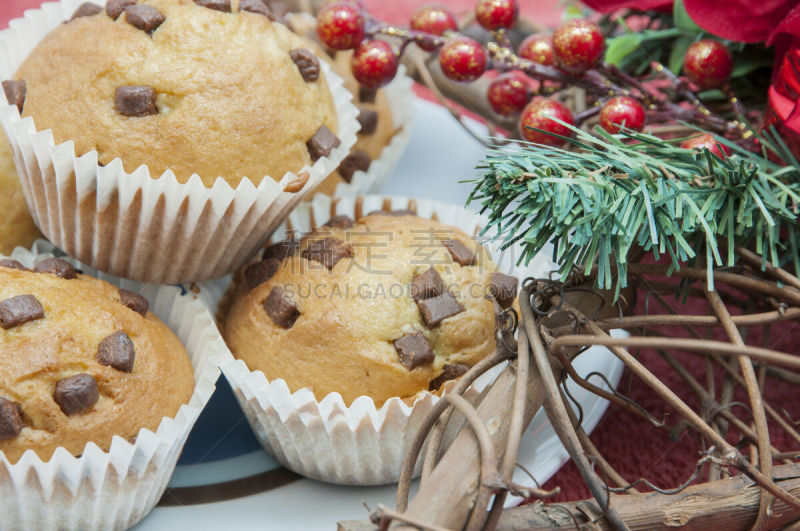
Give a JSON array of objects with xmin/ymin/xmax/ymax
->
[{"xmin": 2, "ymin": 0, "xmax": 799, "ymax": 506}]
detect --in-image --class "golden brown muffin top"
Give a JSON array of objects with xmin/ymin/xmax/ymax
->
[
  {"xmin": 12, "ymin": 0, "xmax": 338, "ymax": 187},
  {"xmin": 0, "ymin": 259, "xmax": 194, "ymax": 462},
  {"xmin": 223, "ymin": 212, "xmax": 519, "ymax": 405},
  {"xmin": 0, "ymin": 136, "xmax": 41, "ymax": 255}
]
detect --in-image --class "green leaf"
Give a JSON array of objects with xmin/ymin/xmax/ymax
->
[
  {"xmin": 673, "ymin": 0, "xmax": 702, "ymax": 33},
  {"xmin": 470, "ymin": 125, "xmax": 800, "ymax": 300},
  {"xmin": 605, "ymin": 33, "xmax": 644, "ymax": 66},
  {"xmin": 732, "ymin": 55, "xmax": 774, "ymax": 78},
  {"xmin": 668, "ymin": 35, "xmax": 694, "ymax": 75}
]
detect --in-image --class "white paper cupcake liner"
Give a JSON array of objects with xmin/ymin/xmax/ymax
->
[
  {"xmin": 0, "ymin": 0, "xmax": 359, "ymax": 284},
  {"xmin": 202, "ymin": 195, "xmax": 557, "ymax": 485},
  {"xmin": 328, "ymin": 65, "xmax": 414, "ymax": 197},
  {"xmin": 0, "ymin": 241, "xmax": 230, "ymax": 530}
]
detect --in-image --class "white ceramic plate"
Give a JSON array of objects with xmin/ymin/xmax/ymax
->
[{"xmin": 133, "ymin": 97, "xmax": 625, "ymax": 530}]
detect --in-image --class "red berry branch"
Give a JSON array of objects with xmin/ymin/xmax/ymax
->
[{"xmin": 315, "ymin": 0, "xmax": 753, "ymax": 148}]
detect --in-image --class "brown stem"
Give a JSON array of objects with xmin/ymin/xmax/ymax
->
[
  {"xmin": 552, "ymin": 336, "xmax": 800, "ymax": 371},
  {"xmin": 629, "ymin": 264, "xmax": 800, "ymax": 307},
  {"xmin": 556, "ymin": 300, "xmax": 800, "ymax": 512},
  {"xmin": 706, "ymin": 291, "xmax": 774, "ymax": 529},
  {"xmin": 520, "ymin": 286, "xmax": 631, "ymax": 531}
]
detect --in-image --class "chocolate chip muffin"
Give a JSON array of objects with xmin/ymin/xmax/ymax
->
[
  {"xmin": 0, "ymin": 258, "xmax": 194, "ymax": 462},
  {"xmin": 7, "ymin": 0, "xmax": 339, "ymax": 186},
  {"xmin": 287, "ymin": 14, "xmax": 400, "ymax": 195},
  {"xmin": 0, "ymin": 136, "xmax": 41, "ymax": 255},
  {"xmin": 223, "ymin": 211, "xmax": 518, "ymax": 405}
]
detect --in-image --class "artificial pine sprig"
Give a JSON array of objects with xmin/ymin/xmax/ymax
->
[{"xmin": 468, "ymin": 125, "xmax": 800, "ymax": 296}]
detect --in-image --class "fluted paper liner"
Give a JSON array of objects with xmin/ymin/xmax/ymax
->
[
  {"xmin": 0, "ymin": 241, "xmax": 228, "ymax": 530},
  {"xmin": 205, "ymin": 195, "xmax": 557, "ymax": 485},
  {"xmin": 0, "ymin": 0, "xmax": 359, "ymax": 284}
]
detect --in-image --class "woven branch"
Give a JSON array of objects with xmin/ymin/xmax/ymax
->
[{"xmin": 338, "ymin": 246, "xmax": 800, "ymax": 530}]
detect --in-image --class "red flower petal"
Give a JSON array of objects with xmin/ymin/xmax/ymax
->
[
  {"xmin": 768, "ymin": 4, "xmax": 800, "ymax": 69},
  {"xmin": 581, "ymin": 0, "xmax": 672, "ymax": 13},
  {"xmin": 684, "ymin": 0, "xmax": 797, "ymax": 43}
]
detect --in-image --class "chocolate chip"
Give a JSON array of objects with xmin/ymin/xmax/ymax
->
[
  {"xmin": 239, "ymin": 0, "xmax": 274, "ymax": 18},
  {"xmin": 2, "ymin": 80, "xmax": 26, "ymax": 113},
  {"xmin": 123, "ymin": 5, "xmax": 165, "ymax": 33},
  {"xmin": 54, "ymin": 374, "xmax": 99, "ymax": 415},
  {"xmin": 488, "ymin": 273, "xmax": 518, "ymax": 308},
  {"xmin": 338, "ymin": 150, "xmax": 371, "ymax": 183},
  {"xmin": 244, "ymin": 257, "xmax": 280, "ymax": 289},
  {"xmin": 357, "ymin": 109, "xmax": 378, "ymax": 135},
  {"xmin": 0, "ymin": 295, "xmax": 44, "ymax": 330},
  {"xmin": 289, "ymin": 48, "xmax": 320, "ymax": 82},
  {"xmin": 263, "ymin": 239, "xmax": 299, "ymax": 261},
  {"xmin": 301, "ymin": 237, "xmax": 352, "ymax": 270},
  {"xmin": 417, "ymin": 293, "xmax": 464, "ymax": 327},
  {"xmin": 106, "ymin": 0, "xmax": 137, "ymax": 20},
  {"xmin": 366, "ymin": 209, "xmax": 416, "ymax": 217},
  {"xmin": 119, "ymin": 289, "xmax": 149, "ymax": 316},
  {"xmin": 264, "ymin": 286, "xmax": 299, "ymax": 328},
  {"xmin": 194, "ymin": 0, "xmax": 231, "ymax": 11},
  {"xmin": 96, "ymin": 331, "xmax": 135, "ymax": 372},
  {"xmin": 306, "ymin": 125, "xmax": 341, "ymax": 161},
  {"xmin": 70, "ymin": 2, "xmax": 103, "ymax": 20},
  {"xmin": 443, "ymin": 239, "xmax": 477, "ymax": 266},
  {"xmin": 34, "ymin": 257, "xmax": 78, "ymax": 279},
  {"xmin": 429, "ymin": 363, "xmax": 470, "ymax": 391},
  {"xmin": 359, "ymin": 86, "xmax": 377, "ymax": 103},
  {"xmin": 393, "ymin": 331, "xmax": 435, "ymax": 370},
  {"xmin": 0, "ymin": 397, "xmax": 23, "ymax": 441},
  {"xmin": 411, "ymin": 267, "xmax": 445, "ymax": 301},
  {"xmin": 0, "ymin": 259, "xmax": 29, "ymax": 271},
  {"xmin": 265, "ymin": 0, "xmax": 288, "ymax": 17},
  {"xmin": 322, "ymin": 215, "xmax": 355, "ymax": 229},
  {"xmin": 115, "ymin": 85, "xmax": 158, "ymax": 117}
]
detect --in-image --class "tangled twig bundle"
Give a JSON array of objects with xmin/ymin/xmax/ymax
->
[{"xmin": 338, "ymin": 246, "xmax": 800, "ymax": 530}]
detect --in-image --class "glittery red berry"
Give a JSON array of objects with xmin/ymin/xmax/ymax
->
[
  {"xmin": 439, "ymin": 37, "xmax": 487, "ymax": 82},
  {"xmin": 552, "ymin": 19, "xmax": 604, "ymax": 74},
  {"xmin": 475, "ymin": 0, "xmax": 518, "ymax": 31},
  {"xmin": 518, "ymin": 34, "xmax": 554, "ymax": 66},
  {"xmin": 316, "ymin": 2, "xmax": 365, "ymax": 51},
  {"xmin": 599, "ymin": 96, "xmax": 646, "ymax": 133},
  {"xmin": 680, "ymin": 133, "xmax": 731, "ymax": 158},
  {"xmin": 683, "ymin": 40, "xmax": 733, "ymax": 90},
  {"xmin": 351, "ymin": 40, "xmax": 399, "ymax": 89},
  {"xmin": 488, "ymin": 72, "xmax": 529, "ymax": 116},
  {"xmin": 519, "ymin": 97, "xmax": 574, "ymax": 145},
  {"xmin": 410, "ymin": 4, "xmax": 458, "ymax": 51}
]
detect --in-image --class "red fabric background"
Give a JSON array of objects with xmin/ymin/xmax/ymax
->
[{"xmin": 2, "ymin": 0, "xmax": 798, "ymax": 506}]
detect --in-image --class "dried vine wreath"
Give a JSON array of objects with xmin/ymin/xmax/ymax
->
[{"xmin": 337, "ymin": 249, "xmax": 800, "ymax": 530}]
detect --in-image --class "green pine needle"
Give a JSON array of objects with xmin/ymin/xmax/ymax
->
[{"xmin": 468, "ymin": 124, "xmax": 800, "ymax": 296}]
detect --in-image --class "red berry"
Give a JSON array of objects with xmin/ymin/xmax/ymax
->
[
  {"xmin": 599, "ymin": 96, "xmax": 646, "ymax": 133},
  {"xmin": 518, "ymin": 34, "xmax": 554, "ymax": 66},
  {"xmin": 552, "ymin": 19, "xmax": 605, "ymax": 74},
  {"xmin": 475, "ymin": 0, "xmax": 518, "ymax": 31},
  {"xmin": 439, "ymin": 37, "xmax": 487, "ymax": 82},
  {"xmin": 351, "ymin": 40, "xmax": 399, "ymax": 89},
  {"xmin": 488, "ymin": 72, "xmax": 529, "ymax": 116},
  {"xmin": 410, "ymin": 4, "xmax": 457, "ymax": 51},
  {"xmin": 683, "ymin": 40, "xmax": 733, "ymax": 90},
  {"xmin": 317, "ymin": 2, "xmax": 365, "ymax": 51},
  {"xmin": 519, "ymin": 97, "xmax": 574, "ymax": 146},
  {"xmin": 680, "ymin": 133, "xmax": 731, "ymax": 157}
]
